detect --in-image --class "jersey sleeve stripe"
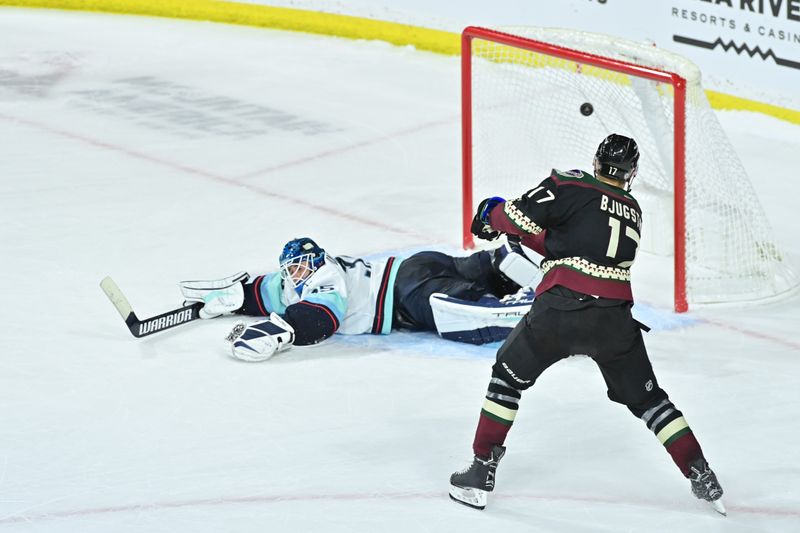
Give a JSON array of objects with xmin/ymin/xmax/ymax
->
[
  {"xmin": 371, "ymin": 256, "xmax": 396, "ymax": 334},
  {"xmin": 503, "ymin": 201, "xmax": 544, "ymax": 234},
  {"xmin": 252, "ymin": 275, "xmax": 267, "ymax": 316}
]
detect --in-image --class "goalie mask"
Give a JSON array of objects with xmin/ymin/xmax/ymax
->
[
  {"xmin": 279, "ymin": 237, "xmax": 326, "ymax": 293},
  {"xmin": 593, "ymin": 134, "xmax": 640, "ymax": 191}
]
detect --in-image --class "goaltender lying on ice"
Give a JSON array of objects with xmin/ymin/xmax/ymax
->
[{"xmin": 179, "ymin": 237, "xmax": 541, "ymax": 362}]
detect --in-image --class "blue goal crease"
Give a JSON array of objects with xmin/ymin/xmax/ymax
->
[{"xmin": 330, "ymin": 330, "xmax": 500, "ymax": 359}]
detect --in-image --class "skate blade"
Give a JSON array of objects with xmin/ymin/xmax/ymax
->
[
  {"xmin": 710, "ymin": 498, "xmax": 727, "ymax": 516},
  {"xmin": 449, "ymin": 485, "xmax": 487, "ymax": 510}
]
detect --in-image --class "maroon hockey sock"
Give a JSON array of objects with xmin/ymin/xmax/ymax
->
[
  {"xmin": 665, "ymin": 431, "xmax": 703, "ymax": 476},
  {"xmin": 473, "ymin": 411, "xmax": 513, "ymax": 458}
]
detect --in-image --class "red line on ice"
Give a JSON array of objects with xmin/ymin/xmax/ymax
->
[
  {"xmin": 0, "ymin": 112, "xmax": 438, "ymax": 243},
  {"xmin": 699, "ymin": 318, "xmax": 800, "ymax": 352},
  {"xmin": 233, "ymin": 115, "xmax": 457, "ymax": 180},
  {"xmin": 0, "ymin": 492, "xmax": 797, "ymax": 525}
]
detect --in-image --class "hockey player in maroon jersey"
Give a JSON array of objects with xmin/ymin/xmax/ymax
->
[{"xmin": 448, "ymin": 134, "xmax": 725, "ymax": 514}]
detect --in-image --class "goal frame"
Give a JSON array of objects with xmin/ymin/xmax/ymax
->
[{"xmin": 461, "ymin": 26, "xmax": 690, "ymax": 312}]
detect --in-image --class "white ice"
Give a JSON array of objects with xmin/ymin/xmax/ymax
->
[{"xmin": 1, "ymin": 8, "xmax": 799, "ymax": 533}]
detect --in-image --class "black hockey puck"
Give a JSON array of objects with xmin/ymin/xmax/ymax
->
[{"xmin": 580, "ymin": 102, "xmax": 594, "ymax": 116}]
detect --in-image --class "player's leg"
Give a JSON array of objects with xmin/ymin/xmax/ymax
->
[
  {"xmin": 393, "ymin": 251, "xmax": 495, "ymax": 331},
  {"xmin": 453, "ymin": 241, "xmax": 539, "ymax": 297},
  {"xmin": 592, "ymin": 305, "xmax": 724, "ymax": 511},
  {"xmin": 450, "ymin": 300, "xmax": 566, "ymax": 509},
  {"xmin": 393, "ymin": 249, "xmax": 537, "ymax": 342},
  {"xmin": 449, "ymin": 249, "xmax": 513, "ymax": 295}
]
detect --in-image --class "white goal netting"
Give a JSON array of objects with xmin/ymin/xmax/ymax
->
[{"xmin": 466, "ymin": 26, "xmax": 797, "ymax": 308}]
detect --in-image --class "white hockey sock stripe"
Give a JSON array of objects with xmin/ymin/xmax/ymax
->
[
  {"xmin": 482, "ymin": 398, "xmax": 518, "ymax": 423},
  {"xmin": 655, "ymin": 416, "xmax": 690, "ymax": 445}
]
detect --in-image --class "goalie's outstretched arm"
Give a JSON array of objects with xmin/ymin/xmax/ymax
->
[
  {"xmin": 283, "ymin": 301, "xmax": 339, "ymax": 345},
  {"xmin": 225, "ymin": 300, "xmax": 339, "ymax": 362}
]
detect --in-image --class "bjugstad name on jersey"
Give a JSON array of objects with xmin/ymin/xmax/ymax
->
[
  {"xmin": 138, "ymin": 308, "xmax": 194, "ymax": 335},
  {"xmin": 600, "ymin": 194, "xmax": 641, "ymax": 230}
]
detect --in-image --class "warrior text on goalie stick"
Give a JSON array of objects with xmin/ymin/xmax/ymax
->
[{"xmin": 100, "ymin": 276, "xmax": 202, "ymax": 338}]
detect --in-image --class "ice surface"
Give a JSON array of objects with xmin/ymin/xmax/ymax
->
[{"xmin": 0, "ymin": 8, "xmax": 798, "ymax": 532}]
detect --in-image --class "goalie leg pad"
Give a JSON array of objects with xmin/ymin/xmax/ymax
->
[
  {"xmin": 226, "ymin": 312, "xmax": 295, "ymax": 362},
  {"xmin": 429, "ymin": 289, "xmax": 534, "ymax": 345},
  {"xmin": 493, "ymin": 240, "xmax": 540, "ymax": 288}
]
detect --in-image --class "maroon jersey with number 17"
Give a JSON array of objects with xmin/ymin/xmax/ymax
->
[{"xmin": 488, "ymin": 168, "xmax": 642, "ymax": 301}]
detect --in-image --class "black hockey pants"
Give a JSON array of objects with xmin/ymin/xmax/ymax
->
[{"xmin": 493, "ymin": 287, "xmax": 667, "ymax": 414}]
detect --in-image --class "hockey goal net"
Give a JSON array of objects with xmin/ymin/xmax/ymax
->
[{"xmin": 462, "ymin": 26, "xmax": 797, "ymax": 312}]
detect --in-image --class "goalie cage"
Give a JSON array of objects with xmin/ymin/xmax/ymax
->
[{"xmin": 461, "ymin": 26, "xmax": 797, "ymax": 312}]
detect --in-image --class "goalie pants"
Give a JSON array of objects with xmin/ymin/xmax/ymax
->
[{"xmin": 392, "ymin": 251, "xmax": 518, "ymax": 332}]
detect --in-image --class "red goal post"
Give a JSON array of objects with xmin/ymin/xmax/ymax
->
[{"xmin": 461, "ymin": 26, "xmax": 795, "ymax": 313}]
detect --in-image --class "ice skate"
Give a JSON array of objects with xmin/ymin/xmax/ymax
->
[
  {"xmin": 449, "ymin": 445, "xmax": 506, "ymax": 510},
  {"xmin": 688, "ymin": 458, "xmax": 726, "ymax": 516}
]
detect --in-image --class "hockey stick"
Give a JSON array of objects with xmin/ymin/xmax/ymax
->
[{"xmin": 100, "ymin": 276, "xmax": 202, "ymax": 338}]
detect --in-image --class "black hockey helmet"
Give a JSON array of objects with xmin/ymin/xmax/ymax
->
[{"xmin": 593, "ymin": 134, "xmax": 639, "ymax": 190}]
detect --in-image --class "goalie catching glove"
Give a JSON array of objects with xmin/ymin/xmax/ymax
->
[
  {"xmin": 225, "ymin": 313, "xmax": 295, "ymax": 362},
  {"xmin": 179, "ymin": 271, "xmax": 249, "ymax": 319}
]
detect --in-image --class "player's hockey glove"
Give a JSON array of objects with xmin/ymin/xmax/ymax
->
[
  {"xmin": 471, "ymin": 196, "xmax": 505, "ymax": 241},
  {"xmin": 225, "ymin": 313, "xmax": 295, "ymax": 362}
]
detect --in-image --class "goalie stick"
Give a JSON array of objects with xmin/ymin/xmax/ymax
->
[{"xmin": 100, "ymin": 276, "xmax": 202, "ymax": 338}]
